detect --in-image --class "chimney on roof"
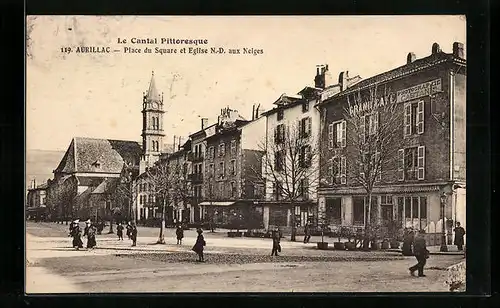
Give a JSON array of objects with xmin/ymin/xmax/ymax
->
[
  {"xmin": 339, "ymin": 71, "xmax": 349, "ymax": 91},
  {"xmin": 252, "ymin": 104, "xmax": 256, "ymax": 120},
  {"xmin": 432, "ymin": 43, "xmax": 441, "ymax": 54},
  {"xmin": 407, "ymin": 52, "xmax": 416, "ymax": 64},
  {"xmin": 255, "ymin": 104, "xmax": 260, "ymax": 119},
  {"xmin": 453, "ymin": 42, "xmax": 465, "ymax": 59},
  {"xmin": 314, "ymin": 64, "xmax": 326, "ymax": 89},
  {"xmin": 201, "ymin": 118, "xmax": 208, "ymax": 129}
]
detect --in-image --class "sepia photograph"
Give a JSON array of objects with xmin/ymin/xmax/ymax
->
[{"xmin": 25, "ymin": 15, "xmax": 467, "ymax": 293}]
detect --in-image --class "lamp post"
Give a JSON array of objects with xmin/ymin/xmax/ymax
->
[{"xmin": 440, "ymin": 192, "xmax": 448, "ymax": 252}]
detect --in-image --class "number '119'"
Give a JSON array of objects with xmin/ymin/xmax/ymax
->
[{"xmin": 61, "ymin": 47, "xmax": 72, "ymax": 53}]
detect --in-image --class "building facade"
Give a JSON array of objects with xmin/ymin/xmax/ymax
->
[
  {"xmin": 317, "ymin": 42, "xmax": 466, "ymax": 244},
  {"xmin": 198, "ymin": 107, "xmax": 266, "ymax": 229},
  {"xmin": 26, "ymin": 181, "xmax": 48, "ymax": 220}
]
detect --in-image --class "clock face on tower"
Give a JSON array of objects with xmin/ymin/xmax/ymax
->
[{"xmin": 152, "ymin": 102, "xmax": 158, "ymax": 109}]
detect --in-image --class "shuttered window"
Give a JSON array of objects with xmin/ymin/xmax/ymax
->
[
  {"xmin": 398, "ymin": 149, "xmax": 405, "ymax": 181},
  {"xmin": 417, "ymin": 146, "xmax": 425, "ymax": 180}
]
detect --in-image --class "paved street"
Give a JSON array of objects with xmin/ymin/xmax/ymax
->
[{"xmin": 26, "ymin": 222, "xmax": 465, "ymax": 293}]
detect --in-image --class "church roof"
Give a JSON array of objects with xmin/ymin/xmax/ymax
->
[
  {"xmin": 91, "ymin": 178, "xmax": 119, "ymax": 194},
  {"xmin": 54, "ymin": 137, "xmax": 142, "ymax": 175},
  {"xmin": 145, "ymin": 71, "xmax": 161, "ymax": 102}
]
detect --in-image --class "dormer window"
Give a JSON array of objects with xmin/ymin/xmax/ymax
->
[
  {"xmin": 277, "ymin": 109, "xmax": 284, "ymax": 121},
  {"xmin": 92, "ymin": 160, "xmax": 101, "ymax": 168}
]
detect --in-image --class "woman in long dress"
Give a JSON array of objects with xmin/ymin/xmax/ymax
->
[
  {"xmin": 86, "ymin": 223, "xmax": 97, "ymax": 249},
  {"xmin": 192, "ymin": 228, "xmax": 206, "ymax": 262}
]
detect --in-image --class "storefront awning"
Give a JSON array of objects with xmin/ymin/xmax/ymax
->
[{"xmin": 198, "ymin": 201, "xmax": 236, "ymax": 207}]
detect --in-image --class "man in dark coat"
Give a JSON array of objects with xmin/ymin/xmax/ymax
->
[
  {"xmin": 70, "ymin": 220, "xmax": 84, "ymax": 250},
  {"xmin": 271, "ymin": 228, "xmax": 281, "ymax": 256},
  {"xmin": 453, "ymin": 222, "xmax": 466, "ymax": 251},
  {"xmin": 192, "ymin": 228, "xmax": 206, "ymax": 262},
  {"xmin": 86, "ymin": 223, "xmax": 97, "ymax": 249},
  {"xmin": 116, "ymin": 223, "xmax": 124, "ymax": 240},
  {"xmin": 126, "ymin": 222, "xmax": 132, "ymax": 239},
  {"xmin": 176, "ymin": 225, "xmax": 184, "ymax": 245},
  {"xmin": 402, "ymin": 228, "xmax": 415, "ymax": 256},
  {"xmin": 130, "ymin": 223, "xmax": 138, "ymax": 247},
  {"xmin": 303, "ymin": 223, "xmax": 311, "ymax": 244},
  {"xmin": 409, "ymin": 229, "xmax": 430, "ymax": 277}
]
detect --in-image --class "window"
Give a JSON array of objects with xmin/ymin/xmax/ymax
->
[
  {"xmin": 299, "ymin": 178, "xmax": 309, "ymax": 199},
  {"xmin": 230, "ymin": 140, "xmax": 237, "ymax": 156},
  {"xmin": 231, "ymin": 160, "xmax": 236, "ymax": 175},
  {"xmin": 353, "ymin": 197, "xmax": 365, "ymax": 225},
  {"xmin": 218, "ymin": 182, "xmax": 224, "ymax": 198},
  {"xmin": 404, "ymin": 100, "xmax": 425, "ymax": 136},
  {"xmin": 230, "ymin": 182, "xmax": 236, "ymax": 198},
  {"xmin": 208, "ymin": 163, "xmax": 214, "ymax": 178},
  {"xmin": 299, "ymin": 145, "xmax": 312, "ymax": 168},
  {"xmin": 381, "ymin": 195, "xmax": 393, "ymax": 222},
  {"xmin": 219, "ymin": 161, "xmax": 225, "ymax": 179},
  {"xmin": 206, "ymin": 146, "xmax": 213, "ymax": 160},
  {"xmin": 275, "ymin": 124, "xmax": 285, "ymax": 143},
  {"xmin": 219, "ymin": 143, "xmax": 226, "ymax": 157},
  {"xmin": 277, "ymin": 109, "xmax": 284, "ymax": 121},
  {"xmin": 330, "ymin": 156, "xmax": 346, "ymax": 185},
  {"xmin": 367, "ymin": 112, "xmax": 379, "ymax": 136},
  {"xmin": 275, "ymin": 150, "xmax": 285, "ymax": 171},
  {"xmin": 328, "ymin": 121, "xmax": 346, "ymax": 149},
  {"xmin": 397, "ymin": 197, "xmax": 404, "ymax": 221},
  {"xmin": 269, "ymin": 206, "xmax": 287, "ymax": 226},
  {"xmin": 272, "ymin": 181, "xmax": 283, "ymax": 200},
  {"xmin": 299, "ymin": 117, "xmax": 312, "ymax": 138},
  {"xmin": 302, "ymin": 101, "xmax": 309, "ymax": 113},
  {"xmin": 399, "ymin": 146, "xmax": 425, "ymax": 181},
  {"xmin": 326, "ymin": 198, "xmax": 341, "ymax": 225},
  {"xmin": 400, "ymin": 196, "xmax": 428, "ymax": 229}
]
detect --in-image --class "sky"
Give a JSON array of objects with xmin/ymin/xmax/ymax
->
[{"xmin": 26, "ymin": 15, "xmax": 466, "ymax": 152}]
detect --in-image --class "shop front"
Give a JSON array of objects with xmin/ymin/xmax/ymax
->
[
  {"xmin": 318, "ymin": 182, "xmax": 464, "ymax": 245},
  {"xmin": 199, "ymin": 201, "xmax": 264, "ymax": 230}
]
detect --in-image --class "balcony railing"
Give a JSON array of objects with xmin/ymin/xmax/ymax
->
[
  {"xmin": 187, "ymin": 152, "xmax": 204, "ymax": 162},
  {"xmin": 188, "ymin": 173, "xmax": 204, "ymax": 183}
]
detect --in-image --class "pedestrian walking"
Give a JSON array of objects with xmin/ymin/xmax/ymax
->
[
  {"xmin": 271, "ymin": 228, "xmax": 281, "ymax": 256},
  {"xmin": 83, "ymin": 219, "xmax": 91, "ymax": 237},
  {"xmin": 402, "ymin": 228, "xmax": 415, "ymax": 256},
  {"xmin": 192, "ymin": 228, "xmax": 206, "ymax": 262},
  {"xmin": 116, "ymin": 222, "xmax": 124, "ymax": 240},
  {"xmin": 303, "ymin": 223, "xmax": 311, "ymax": 244},
  {"xmin": 409, "ymin": 229, "xmax": 430, "ymax": 277},
  {"xmin": 453, "ymin": 222, "xmax": 466, "ymax": 251},
  {"xmin": 126, "ymin": 222, "xmax": 132, "ymax": 240},
  {"xmin": 130, "ymin": 223, "xmax": 137, "ymax": 247},
  {"xmin": 69, "ymin": 219, "xmax": 84, "ymax": 250},
  {"xmin": 176, "ymin": 225, "xmax": 184, "ymax": 245},
  {"xmin": 86, "ymin": 222, "xmax": 97, "ymax": 249}
]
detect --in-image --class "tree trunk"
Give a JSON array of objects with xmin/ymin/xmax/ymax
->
[
  {"xmin": 157, "ymin": 200, "xmax": 166, "ymax": 244},
  {"xmin": 363, "ymin": 192, "xmax": 373, "ymax": 250},
  {"xmin": 290, "ymin": 204, "xmax": 297, "ymax": 242}
]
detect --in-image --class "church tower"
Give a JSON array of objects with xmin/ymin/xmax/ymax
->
[{"xmin": 140, "ymin": 71, "xmax": 165, "ymax": 173}]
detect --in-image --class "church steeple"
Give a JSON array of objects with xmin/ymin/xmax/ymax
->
[
  {"xmin": 146, "ymin": 71, "xmax": 161, "ymax": 102},
  {"xmin": 140, "ymin": 71, "xmax": 165, "ymax": 173}
]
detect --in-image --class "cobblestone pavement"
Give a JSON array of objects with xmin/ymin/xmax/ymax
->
[{"xmin": 26, "ymin": 222, "xmax": 465, "ymax": 293}]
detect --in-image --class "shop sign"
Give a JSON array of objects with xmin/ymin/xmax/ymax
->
[{"xmin": 396, "ymin": 78, "xmax": 442, "ymax": 103}]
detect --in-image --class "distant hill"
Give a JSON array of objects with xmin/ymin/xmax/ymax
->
[{"xmin": 26, "ymin": 149, "xmax": 65, "ymax": 190}]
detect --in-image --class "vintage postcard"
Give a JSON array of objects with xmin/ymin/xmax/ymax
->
[{"xmin": 26, "ymin": 15, "xmax": 467, "ymax": 293}]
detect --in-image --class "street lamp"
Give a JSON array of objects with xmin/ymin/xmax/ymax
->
[{"xmin": 440, "ymin": 192, "xmax": 448, "ymax": 252}]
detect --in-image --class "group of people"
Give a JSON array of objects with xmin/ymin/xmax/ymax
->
[
  {"xmin": 68, "ymin": 219, "xmax": 97, "ymax": 250},
  {"xmin": 116, "ymin": 222, "xmax": 138, "ymax": 246},
  {"xmin": 405, "ymin": 222, "xmax": 466, "ymax": 277}
]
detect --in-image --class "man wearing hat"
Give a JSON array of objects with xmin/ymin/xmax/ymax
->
[
  {"xmin": 83, "ymin": 219, "xmax": 91, "ymax": 237},
  {"xmin": 409, "ymin": 229, "xmax": 430, "ymax": 277}
]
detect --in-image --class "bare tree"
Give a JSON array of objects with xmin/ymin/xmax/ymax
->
[
  {"xmin": 145, "ymin": 160, "xmax": 187, "ymax": 244},
  {"xmin": 114, "ymin": 166, "xmax": 140, "ymax": 225},
  {"xmin": 343, "ymin": 85, "xmax": 404, "ymax": 246},
  {"xmin": 257, "ymin": 120, "xmax": 326, "ymax": 241}
]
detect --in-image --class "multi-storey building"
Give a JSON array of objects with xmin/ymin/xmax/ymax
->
[
  {"xmin": 198, "ymin": 107, "xmax": 266, "ymax": 228},
  {"xmin": 260, "ymin": 65, "xmax": 360, "ymax": 233},
  {"xmin": 317, "ymin": 42, "xmax": 466, "ymax": 244},
  {"xmin": 26, "ymin": 180, "xmax": 48, "ymax": 220},
  {"xmin": 187, "ymin": 118, "xmax": 212, "ymax": 223}
]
